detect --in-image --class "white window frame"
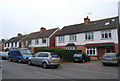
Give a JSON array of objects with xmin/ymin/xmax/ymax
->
[
  {"xmin": 42, "ymin": 38, "xmax": 46, "ymax": 43},
  {"xmin": 86, "ymin": 47, "xmax": 97, "ymax": 56},
  {"xmin": 67, "ymin": 46, "xmax": 75, "ymax": 50},
  {"xmin": 101, "ymin": 30, "xmax": 112, "ymax": 39},
  {"xmin": 35, "ymin": 39, "xmax": 39, "ymax": 44},
  {"xmin": 69, "ymin": 34, "xmax": 77, "ymax": 41},
  {"xmin": 85, "ymin": 32, "xmax": 94, "ymax": 40},
  {"xmin": 58, "ymin": 36, "xmax": 64, "ymax": 42}
]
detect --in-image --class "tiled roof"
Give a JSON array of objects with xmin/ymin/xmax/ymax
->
[
  {"xmin": 22, "ymin": 28, "xmax": 58, "ymax": 41},
  {"xmin": 56, "ymin": 16, "xmax": 118, "ymax": 36},
  {"xmin": 5, "ymin": 35, "xmax": 27, "ymax": 43}
]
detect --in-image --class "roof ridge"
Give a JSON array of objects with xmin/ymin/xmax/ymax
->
[{"xmin": 64, "ymin": 16, "xmax": 118, "ymax": 28}]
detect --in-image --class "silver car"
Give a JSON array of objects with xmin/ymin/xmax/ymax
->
[
  {"xmin": 102, "ymin": 53, "xmax": 120, "ymax": 66},
  {"xmin": 28, "ymin": 52, "xmax": 61, "ymax": 69},
  {"xmin": 0, "ymin": 52, "xmax": 8, "ymax": 60}
]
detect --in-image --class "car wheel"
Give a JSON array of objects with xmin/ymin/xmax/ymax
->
[
  {"xmin": 116, "ymin": 62, "xmax": 119, "ymax": 66},
  {"xmin": 103, "ymin": 63, "xmax": 107, "ymax": 66},
  {"xmin": 18, "ymin": 59, "xmax": 22, "ymax": 63},
  {"xmin": 28, "ymin": 60, "xmax": 32, "ymax": 65},
  {"xmin": 82, "ymin": 59, "xmax": 85, "ymax": 63},
  {"xmin": 73, "ymin": 60, "xmax": 76, "ymax": 63},
  {"xmin": 2, "ymin": 57, "xmax": 5, "ymax": 60},
  {"xmin": 42, "ymin": 62, "xmax": 48, "ymax": 69},
  {"xmin": 54, "ymin": 65, "xmax": 60, "ymax": 68}
]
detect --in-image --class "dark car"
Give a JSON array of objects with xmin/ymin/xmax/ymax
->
[
  {"xmin": 102, "ymin": 53, "xmax": 120, "ymax": 66},
  {"xmin": 73, "ymin": 53, "xmax": 90, "ymax": 63}
]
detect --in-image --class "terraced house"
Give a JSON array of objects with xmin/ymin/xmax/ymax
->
[
  {"xmin": 56, "ymin": 16, "xmax": 119, "ymax": 59},
  {"xmin": 22, "ymin": 27, "xmax": 59, "ymax": 53},
  {"xmin": 4, "ymin": 34, "xmax": 26, "ymax": 50}
]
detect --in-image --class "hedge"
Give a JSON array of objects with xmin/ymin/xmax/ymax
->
[{"xmin": 34, "ymin": 47, "xmax": 82, "ymax": 62}]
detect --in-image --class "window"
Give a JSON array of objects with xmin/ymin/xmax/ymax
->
[
  {"xmin": 15, "ymin": 42, "xmax": 17, "ymax": 47},
  {"xmin": 86, "ymin": 47, "xmax": 97, "ymax": 55},
  {"xmin": 111, "ymin": 19, "xmax": 115, "ymax": 22},
  {"xmin": 35, "ymin": 39, "xmax": 39, "ymax": 44},
  {"xmin": 8, "ymin": 43, "xmax": 9, "ymax": 47},
  {"xmin": 58, "ymin": 36, "xmax": 64, "ymax": 42},
  {"xmin": 69, "ymin": 34, "xmax": 77, "ymax": 41},
  {"xmin": 67, "ymin": 46, "xmax": 75, "ymax": 50},
  {"xmin": 11, "ymin": 42, "xmax": 13, "ymax": 47},
  {"xmin": 101, "ymin": 30, "xmax": 112, "ymax": 39},
  {"xmin": 34, "ymin": 52, "xmax": 40, "ymax": 57},
  {"xmin": 42, "ymin": 38, "xmax": 46, "ymax": 43},
  {"xmin": 85, "ymin": 32, "xmax": 94, "ymax": 40},
  {"xmin": 105, "ymin": 22, "xmax": 110, "ymax": 25},
  {"xmin": 4, "ymin": 43, "xmax": 6, "ymax": 47},
  {"xmin": 39, "ymin": 53, "xmax": 48, "ymax": 57}
]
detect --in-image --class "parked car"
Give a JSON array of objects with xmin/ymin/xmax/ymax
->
[
  {"xmin": 101, "ymin": 53, "xmax": 120, "ymax": 66},
  {"xmin": 28, "ymin": 52, "xmax": 61, "ymax": 69},
  {"xmin": 72, "ymin": 53, "xmax": 90, "ymax": 63},
  {"xmin": 0, "ymin": 51, "xmax": 9, "ymax": 60},
  {"xmin": 0, "ymin": 57, "xmax": 2, "ymax": 69},
  {"xmin": 8, "ymin": 48, "xmax": 32, "ymax": 63}
]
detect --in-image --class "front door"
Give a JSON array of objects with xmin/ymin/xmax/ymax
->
[
  {"xmin": 105, "ymin": 47, "xmax": 111, "ymax": 53},
  {"xmin": 97, "ymin": 47, "xmax": 105, "ymax": 57}
]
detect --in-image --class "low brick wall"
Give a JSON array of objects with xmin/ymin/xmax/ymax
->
[{"xmin": 90, "ymin": 56, "xmax": 100, "ymax": 61}]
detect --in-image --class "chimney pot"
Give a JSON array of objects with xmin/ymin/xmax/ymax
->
[
  {"xmin": 84, "ymin": 16, "xmax": 90, "ymax": 24},
  {"xmin": 40, "ymin": 27, "xmax": 46, "ymax": 33},
  {"xmin": 17, "ymin": 33, "xmax": 22, "ymax": 37}
]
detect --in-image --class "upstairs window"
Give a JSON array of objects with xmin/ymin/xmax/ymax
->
[
  {"xmin": 101, "ymin": 30, "xmax": 112, "ymax": 39},
  {"xmin": 58, "ymin": 36, "xmax": 64, "ymax": 42},
  {"xmin": 11, "ymin": 42, "xmax": 13, "ymax": 47},
  {"xmin": 4, "ymin": 43, "xmax": 6, "ymax": 47},
  {"xmin": 35, "ymin": 39, "xmax": 39, "ymax": 44},
  {"xmin": 85, "ymin": 32, "xmax": 94, "ymax": 40},
  {"xmin": 69, "ymin": 34, "xmax": 77, "ymax": 41},
  {"xmin": 42, "ymin": 38, "xmax": 46, "ymax": 43},
  {"xmin": 8, "ymin": 43, "xmax": 9, "ymax": 47},
  {"xmin": 105, "ymin": 22, "xmax": 110, "ymax": 25},
  {"xmin": 15, "ymin": 42, "xmax": 17, "ymax": 47}
]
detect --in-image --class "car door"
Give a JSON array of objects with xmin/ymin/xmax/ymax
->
[
  {"xmin": 31, "ymin": 52, "xmax": 40, "ymax": 65},
  {"xmin": 38, "ymin": 53, "xmax": 48, "ymax": 65}
]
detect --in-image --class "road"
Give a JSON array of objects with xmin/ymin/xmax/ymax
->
[{"xmin": 1, "ymin": 60, "xmax": 119, "ymax": 80}]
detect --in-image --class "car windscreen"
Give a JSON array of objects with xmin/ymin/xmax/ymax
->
[
  {"xmin": 20, "ymin": 49, "xmax": 31, "ymax": 55},
  {"xmin": 51, "ymin": 53, "xmax": 59, "ymax": 58},
  {"xmin": 104, "ymin": 54, "xmax": 116, "ymax": 57},
  {"xmin": 73, "ymin": 54, "xmax": 82, "ymax": 57}
]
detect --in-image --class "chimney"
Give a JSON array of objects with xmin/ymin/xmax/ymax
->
[
  {"xmin": 84, "ymin": 16, "xmax": 90, "ymax": 24},
  {"xmin": 40, "ymin": 27, "xmax": 46, "ymax": 33},
  {"xmin": 17, "ymin": 33, "xmax": 22, "ymax": 37}
]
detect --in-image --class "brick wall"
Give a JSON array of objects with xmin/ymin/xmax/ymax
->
[
  {"xmin": 76, "ymin": 45, "xmax": 86, "ymax": 53},
  {"xmin": 50, "ymin": 29, "xmax": 59, "ymax": 47}
]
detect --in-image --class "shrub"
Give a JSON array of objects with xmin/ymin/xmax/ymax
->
[{"xmin": 34, "ymin": 47, "xmax": 82, "ymax": 62}]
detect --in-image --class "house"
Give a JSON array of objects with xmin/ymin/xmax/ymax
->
[
  {"xmin": 22, "ymin": 27, "xmax": 59, "ymax": 53},
  {"xmin": 4, "ymin": 34, "xmax": 27, "ymax": 50},
  {"xmin": 56, "ymin": 16, "xmax": 119, "ymax": 59},
  {"xmin": 0, "ymin": 39, "xmax": 6, "ymax": 51},
  {"xmin": 118, "ymin": 2, "xmax": 120, "ymax": 54}
]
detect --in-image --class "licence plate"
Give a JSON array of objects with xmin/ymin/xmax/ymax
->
[
  {"xmin": 75, "ymin": 59, "xmax": 79, "ymax": 61},
  {"xmin": 54, "ymin": 59, "xmax": 58, "ymax": 61},
  {"xmin": 106, "ymin": 58, "xmax": 112, "ymax": 61}
]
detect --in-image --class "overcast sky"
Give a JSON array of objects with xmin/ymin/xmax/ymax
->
[{"xmin": 0, "ymin": 0, "xmax": 119, "ymax": 39}]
